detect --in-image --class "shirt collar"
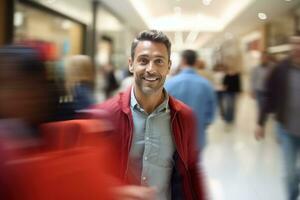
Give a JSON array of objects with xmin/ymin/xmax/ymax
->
[{"xmin": 130, "ymin": 87, "xmax": 169, "ymax": 114}]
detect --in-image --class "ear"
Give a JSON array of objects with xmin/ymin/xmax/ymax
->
[
  {"xmin": 168, "ymin": 60, "xmax": 172, "ymax": 71},
  {"xmin": 128, "ymin": 57, "xmax": 134, "ymax": 73}
]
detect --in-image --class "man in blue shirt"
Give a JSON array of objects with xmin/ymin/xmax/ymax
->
[{"xmin": 165, "ymin": 50, "xmax": 216, "ymax": 149}]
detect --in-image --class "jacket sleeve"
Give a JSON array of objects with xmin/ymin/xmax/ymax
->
[{"xmin": 187, "ymin": 112, "xmax": 208, "ymax": 199}]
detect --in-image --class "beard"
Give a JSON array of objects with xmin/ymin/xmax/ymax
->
[{"xmin": 134, "ymin": 72, "xmax": 165, "ymax": 96}]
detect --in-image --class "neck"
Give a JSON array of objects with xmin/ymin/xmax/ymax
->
[{"xmin": 134, "ymin": 86, "xmax": 165, "ymax": 114}]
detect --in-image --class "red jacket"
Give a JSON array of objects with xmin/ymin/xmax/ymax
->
[{"xmin": 93, "ymin": 87, "xmax": 207, "ymax": 199}]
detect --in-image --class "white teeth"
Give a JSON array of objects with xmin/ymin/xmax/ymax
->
[{"xmin": 144, "ymin": 77, "xmax": 157, "ymax": 81}]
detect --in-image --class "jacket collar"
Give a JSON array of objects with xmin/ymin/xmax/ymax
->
[
  {"xmin": 119, "ymin": 87, "xmax": 132, "ymax": 114},
  {"xmin": 119, "ymin": 86, "xmax": 182, "ymax": 114}
]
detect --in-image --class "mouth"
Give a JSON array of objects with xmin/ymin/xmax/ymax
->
[{"xmin": 142, "ymin": 77, "xmax": 159, "ymax": 82}]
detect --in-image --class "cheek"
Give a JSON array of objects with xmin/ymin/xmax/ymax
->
[
  {"xmin": 133, "ymin": 66, "xmax": 145, "ymax": 75},
  {"xmin": 159, "ymin": 67, "xmax": 170, "ymax": 76}
]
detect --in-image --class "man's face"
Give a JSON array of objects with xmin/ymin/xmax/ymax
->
[{"xmin": 129, "ymin": 41, "xmax": 171, "ymax": 96}]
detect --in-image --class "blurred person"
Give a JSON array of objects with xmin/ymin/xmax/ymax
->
[
  {"xmin": 222, "ymin": 67, "xmax": 241, "ymax": 124},
  {"xmin": 165, "ymin": 49, "xmax": 216, "ymax": 149},
  {"xmin": 196, "ymin": 59, "xmax": 214, "ymax": 83},
  {"xmin": 0, "ymin": 46, "xmax": 59, "ymax": 139},
  {"xmin": 103, "ymin": 63, "xmax": 119, "ymax": 98},
  {"xmin": 250, "ymin": 52, "xmax": 274, "ymax": 114},
  {"xmin": 92, "ymin": 30, "xmax": 207, "ymax": 200},
  {"xmin": 255, "ymin": 36, "xmax": 300, "ymax": 200},
  {"xmin": 212, "ymin": 63, "xmax": 226, "ymax": 119},
  {"xmin": 0, "ymin": 46, "xmax": 118, "ymax": 200},
  {"xmin": 65, "ymin": 55, "xmax": 95, "ymax": 111}
]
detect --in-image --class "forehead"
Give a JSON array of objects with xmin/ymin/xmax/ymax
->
[{"xmin": 134, "ymin": 41, "xmax": 168, "ymax": 58}]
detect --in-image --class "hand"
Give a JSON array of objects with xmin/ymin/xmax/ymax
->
[
  {"xmin": 113, "ymin": 185, "xmax": 157, "ymax": 200},
  {"xmin": 255, "ymin": 125, "xmax": 265, "ymax": 141}
]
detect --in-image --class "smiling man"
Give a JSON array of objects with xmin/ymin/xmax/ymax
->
[{"xmin": 93, "ymin": 30, "xmax": 207, "ymax": 200}]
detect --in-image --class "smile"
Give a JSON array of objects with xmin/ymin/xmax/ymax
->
[{"xmin": 143, "ymin": 77, "xmax": 159, "ymax": 82}]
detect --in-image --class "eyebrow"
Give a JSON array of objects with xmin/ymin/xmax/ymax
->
[{"xmin": 137, "ymin": 54, "xmax": 167, "ymax": 59}]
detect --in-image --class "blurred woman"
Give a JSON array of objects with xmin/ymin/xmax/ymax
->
[{"xmin": 64, "ymin": 55, "xmax": 95, "ymax": 111}]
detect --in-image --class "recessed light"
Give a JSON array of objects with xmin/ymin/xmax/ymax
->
[
  {"xmin": 45, "ymin": 0, "xmax": 56, "ymax": 4},
  {"xmin": 285, "ymin": 0, "xmax": 292, "ymax": 2},
  {"xmin": 202, "ymin": 0, "xmax": 212, "ymax": 6},
  {"xmin": 258, "ymin": 12, "xmax": 267, "ymax": 20}
]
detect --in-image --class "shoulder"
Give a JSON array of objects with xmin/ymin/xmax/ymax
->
[
  {"xmin": 195, "ymin": 76, "xmax": 214, "ymax": 90},
  {"xmin": 165, "ymin": 75, "xmax": 182, "ymax": 89},
  {"xmin": 270, "ymin": 59, "xmax": 290, "ymax": 76},
  {"xmin": 276, "ymin": 59, "xmax": 291, "ymax": 70}
]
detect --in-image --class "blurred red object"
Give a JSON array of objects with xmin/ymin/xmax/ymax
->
[
  {"xmin": 41, "ymin": 119, "xmax": 114, "ymax": 150},
  {"xmin": 2, "ymin": 147, "xmax": 115, "ymax": 200},
  {"xmin": 0, "ymin": 119, "xmax": 120, "ymax": 200},
  {"xmin": 16, "ymin": 40, "xmax": 58, "ymax": 61}
]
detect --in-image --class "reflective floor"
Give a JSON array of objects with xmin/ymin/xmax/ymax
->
[{"xmin": 203, "ymin": 94, "xmax": 286, "ymax": 200}]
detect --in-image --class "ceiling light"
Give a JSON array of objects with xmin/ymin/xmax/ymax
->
[
  {"xmin": 258, "ymin": 12, "xmax": 267, "ymax": 20},
  {"xmin": 14, "ymin": 12, "xmax": 24, "ymax": 27},
  {"xmin": 202, "ymin": 0, "xmax": 212, "ymax": 6},
  {"xmin": 61, "ymin": 20, "xmax": 72, "ymax": 30},
  {"xmin": 45, "ymin": 0, "xmax": 56, "ymax": 4},
  {"xmin": 285, "ymin": 0, "xmax": 292, "ymax": 2}
]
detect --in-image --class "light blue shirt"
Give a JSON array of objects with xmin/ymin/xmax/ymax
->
[
  {"xmin": 128, "ymin": 88, "xmax": 175, "ymax": 200},
  {"xmin": 165, "ymin": 68, "xmax": 216, "ymax": 148}
]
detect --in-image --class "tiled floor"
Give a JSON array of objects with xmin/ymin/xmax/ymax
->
[{"xmin": 203, "ymin": 94, "xmax": 286, "ymax": 200}]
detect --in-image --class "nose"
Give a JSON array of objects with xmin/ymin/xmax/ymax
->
[{"xmin": 145, "ymin": 61, "xmax": 155, "ymax": 73}]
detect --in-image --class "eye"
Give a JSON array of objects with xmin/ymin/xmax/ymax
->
[
  {"xmin": 155, "ymin": 59, "xmax": 165, "ymax": 65},
  {"xmin": 139, "ymin": 57, "xmax": 149, "ymax": 65}
]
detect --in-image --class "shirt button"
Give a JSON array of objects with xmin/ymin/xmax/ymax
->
[
  {"xmin": 142, "ymin": 176, "xmax": 147, "ymax": 181},
  {"xmin": 144, "ymin": 156, "xmax": 148, "ymax": 161}
]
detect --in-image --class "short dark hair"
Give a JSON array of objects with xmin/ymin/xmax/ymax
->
[
  {"xmin": 131, "ymin": 30, "xmax": 171, "ymax": 60},
  {"xmin": 0, "ymin": 45, "xmax": 45, "ymax": 76},
  {"xmin": 181, "ymin": 49, "xmax": 198, "ymax": 66}
]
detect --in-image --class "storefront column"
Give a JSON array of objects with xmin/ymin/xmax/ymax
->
[
  {"xmin": 91, "ymin": 0, "xmax": 99, "ymax": 67},
  {"xmin": 0, "ymin": 0, "xmax": 14, "ymax": 45}
]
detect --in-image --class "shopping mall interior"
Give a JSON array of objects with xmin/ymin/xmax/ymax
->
[{"xmin": 1, "ymin": 0, "xmax": 300, "ymax": 199}]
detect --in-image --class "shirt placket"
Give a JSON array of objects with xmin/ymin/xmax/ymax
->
[{"xmin": 141, "ymin": 114, "xmax": 153, "ymax": 186}]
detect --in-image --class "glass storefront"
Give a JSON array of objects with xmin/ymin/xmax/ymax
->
[{"xmin": 13, "ymin": 1, "xmax": 86, "ymax": 86}]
